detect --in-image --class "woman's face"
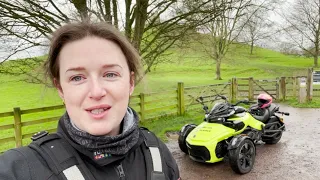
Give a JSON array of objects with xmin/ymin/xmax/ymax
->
[{"xmin": 56, "ymin": 36, "xmax": 134, "ymax": 136}]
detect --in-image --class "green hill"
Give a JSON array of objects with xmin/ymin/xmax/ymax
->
[
  {"xmin": 0, "ymin": 37, "xmax": 314, "ymax": 112},
  {"xmin": 135, "ymin": 40, "xmax": 311, "ymax": 93}
]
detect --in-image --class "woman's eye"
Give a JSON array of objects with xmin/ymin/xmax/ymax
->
[
  {"xmin": 105, "ymin": 73, "xmax": 118, "ymax": 78},
  {"xmin": 71, "ymin": 76, "xmax": 83, "ymax": 81}
]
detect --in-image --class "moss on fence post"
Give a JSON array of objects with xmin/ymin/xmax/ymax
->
[
  {"xmin": 280, "ymin": 77, "xmax": 286, "ymax": 101},
  {"xmin": 306, "ymin": 68, "xmax": 313, "ymax": 102},
  {"xmin": 248, "ymin": 77, "xmax": 254, "ymax": 101},
  {"xmin": 177, "ymin": 82, "xmax": 185, "ymax": 115},
  {"xmin": 293, "ymin": 77, "xmax": 297, "ymax": 98},
  {"xmin": 276, "ymin": 77, "xmax": 280, "ymax": 100},
  {"xmin": 13, "ymin": 107, "xmax": 22, "ymax": 148},
  {"xmin": 231, "ymin": 78, "xmax": 237, "ymax": 102},
  {"xmin": 139, "ymin": 93, "xmax": 145, "ymax": 121}
]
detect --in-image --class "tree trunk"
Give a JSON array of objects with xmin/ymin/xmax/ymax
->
[
  {"xmin": 104, "ymin": 0, "xmax": 112, "ymax": 23},
  {"xmin": 132, "ymin": 0, "xmax": 149, "ymax": 51},
  {"xmin": 314, "ymin": 55, "xmax": 319, "ymax": 67},
  {"xmin": 125, "ymin": 0, "xmax": 133, "ymax": 39},
  {"xmin": 250, "ymin": 40, "xmax": 254, "ymax": 55},
  {"xmin": 314, "ymin": 40, "xmax": 319, "ymax": 67},
  {"xmin": 71, "ymin": 0, "xmax": 88, "ymax": 20},
  {"xmin": 112, "ymin": 0, "xmax": 118, "ymax": 29},
  {"xmin": 215, "ymin": 59, "xmax": 222, "ymax": 80}
]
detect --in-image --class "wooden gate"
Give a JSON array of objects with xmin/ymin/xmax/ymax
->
[
  {"xmin": 184, "ymin": 82, "xmax": 231, "ymax": 111},
  {"xmin": 252, "ymin": 78, "xmax": 279, "ymax": 100},
  {"xmin": 234, "ymin": 77, "xmax": 279, "ymax": 101}
]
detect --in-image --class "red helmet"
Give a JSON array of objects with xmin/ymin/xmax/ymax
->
[{"xmin": 257, "ymin": 93, "xmax": 272, "ymax": 108}]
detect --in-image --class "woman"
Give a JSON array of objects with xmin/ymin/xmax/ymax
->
[{"xmin": 0, "ymin": 22, "xmax": 180, "ymax": 180}]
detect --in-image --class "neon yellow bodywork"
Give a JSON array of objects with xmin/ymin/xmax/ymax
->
[{"xmin": 186, "ymin": 112, "xmax": 265, "ymax": 163}]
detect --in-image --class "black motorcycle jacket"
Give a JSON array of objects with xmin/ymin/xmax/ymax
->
[{"xmin": 0, "ymin": 122, "xmax": 180, "ymax": 180}]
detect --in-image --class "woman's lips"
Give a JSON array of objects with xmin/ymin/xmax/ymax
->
[{"xmin": 85, "ymin": 105, "xmax": 111, "ymax": 120}]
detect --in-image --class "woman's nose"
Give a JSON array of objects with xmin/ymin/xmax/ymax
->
[{"xmin": 89, "ymin": 79, "xmax": 107, "ymax": 100}]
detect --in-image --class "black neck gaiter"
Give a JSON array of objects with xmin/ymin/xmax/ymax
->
[{"xmin": 62, "ymin": 107, "xmax": 140, "ymax": 155}]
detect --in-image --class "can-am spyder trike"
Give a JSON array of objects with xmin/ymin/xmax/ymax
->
[{"xmin": 178, "ymin": 94, "xmax": 289, "ymax": 174}]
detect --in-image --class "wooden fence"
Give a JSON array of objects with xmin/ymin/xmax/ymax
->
[
  {"xmin": 0, "ymin": 76, "xmax": 311, "ymax": 153},
  {"xmin": 0, "ymin": 105, "xmax": 65, "ymax": 153},
  {"xmin": 233, "ymin": 76, "xmax": 307, "ymax": 101}
]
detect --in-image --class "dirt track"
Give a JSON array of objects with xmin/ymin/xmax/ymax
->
[{"xmin": 166, "ymin": 104, "xmax": 320, "ymax": 180}]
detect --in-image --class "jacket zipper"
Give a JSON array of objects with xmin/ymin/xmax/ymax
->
[{"xmin": 116, "ymin": 163, "xmax": 125, "ymax": 180}]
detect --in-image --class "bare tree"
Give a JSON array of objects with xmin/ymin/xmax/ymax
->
[
  {"xmin": 279, "ymin": 41, "xmax": 301, "ymax": 55},
  {"xmin": 0, "ymin": 0, "xmax": 70, "ymax": 61},
  {"xmin": 192, "ymin": 0, "xmax": 274, "ymax": 80},
  {"xmin": 238, "ymin": 7, "xmax": 277, "ymax": 54},
  {"xmin": 193, "ymin": 0, "xmax": 254, "ymax": 80},
  {"xmin": 281, "ymin": 0, "xmax": 320, "ymax": 67},
  {"xmin": 0, "ymin": 0, "xmax": 222, "ymax": 84}
]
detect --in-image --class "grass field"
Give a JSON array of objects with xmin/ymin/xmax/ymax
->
[
  {"xmin": 0, "ymin": 36, "xmax": 317, "ymax": 152},
  {"xmin": 0, "ymin": 41, "xmax": 313, "ymax": 112}
]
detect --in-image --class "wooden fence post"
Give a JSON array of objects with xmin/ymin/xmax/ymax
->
[
  {"xmin": 306, "ymin": 68, "xmax": 313, "ymax": 102},
  {"xmin": 139, "ymin": 93, "xmax": 145, "ymax": 121},
  {"xmin": 229, "ymin": 79, "xmax": 232, "ymax": 100},
  {"xmin": 299, "ymin": 78, "xmax": 307, "ymax": 103},
  {"xmin": 177, "ymin": 82, "xmax": 185, "ymax": 115},
  {"xmin": 13, "ymin": 107, "xmax": 22, "ymax": 148},
  {"xmin": 248, "ymin": 77, "xmax": 254, "ymax": 100},
  {"xmin": 280, "ymin": 77, "xmax": 286, "ymax": 101},
  {"xmin": 231, "ymin": 78, "xmax": 238, "ymax": 102},
  {"xmin": 293, "ymin": 77, "xmax": 297, "ymax": 98},
  {"xmin": 276, "ymin": 77, "xmax": 280, "ymax": 100}
]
